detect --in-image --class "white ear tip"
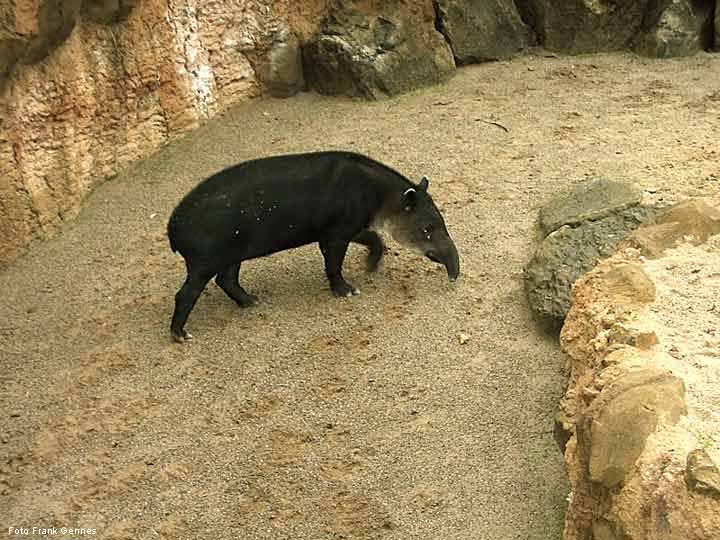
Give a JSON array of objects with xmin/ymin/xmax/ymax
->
[
  {"xmin": 421, "ymin": 175, "xmax": 429, "ymax": 181},
  {"xmin": 403, "ymin": 188, "xmax": 416, "ymax": 196}
]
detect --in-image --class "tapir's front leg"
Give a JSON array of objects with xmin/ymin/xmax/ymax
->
[
  {"xmin": 319, "ymin": 235, "xmax": 359, "ymax": 297},
  {"xmin": 352, "ymin": 229, "xmax": 384, "ymax": 272}
]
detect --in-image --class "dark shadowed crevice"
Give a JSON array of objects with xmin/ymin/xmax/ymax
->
[
  {"xmin": 432, "ymin": 1, "xmax": 454, "ymax": 52},
  {"xmin": 700, "ymin": 0, "xmax": 716, "ymax": 51},
  {"xmin": 513, "ymin": 0, "xmax": 541, "ymax": 45}
]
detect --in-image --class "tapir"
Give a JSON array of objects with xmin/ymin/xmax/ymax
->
[{"xmin": 167, "ymin": 151, "xmax": 460, "ymax": 342}]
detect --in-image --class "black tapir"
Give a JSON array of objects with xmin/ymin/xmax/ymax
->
[{"xmin": 167, "ymin": 151, "xmax": 460, "ymax": 342}]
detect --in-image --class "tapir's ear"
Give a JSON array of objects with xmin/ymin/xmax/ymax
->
[
  {"xmin": 401, "ymin": 188, "xmax": 418, "ymax": 211},
  {"xmin": 418, "ymin": 175, "xmax": 429, "ymax": 192}
]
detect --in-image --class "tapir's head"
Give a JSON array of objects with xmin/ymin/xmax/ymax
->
[{"xmin": 380, "ymin": 175, "xmax": 460, "ymax": 281}]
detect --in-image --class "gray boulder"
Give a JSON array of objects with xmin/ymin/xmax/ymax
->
[
  {"xmin": 434, "ymin": 0, "xmax": 528, "ymax": 64},
  {"xmin": 633, "ymin": 0, "xmax": 714, "ymax": 58},
  {"xmin": 514, "ymin": 0, "xmax": 650, "ymax": 54},
  {"xmin": 538, "ymin": 178, "xmax": 643, "ymax": 237},
  {"xmin": 302, "ymin": 7, "xmax": 455, "ymax": 100},
  {"xmin": 525, "ymin": 179, "xmax": 663, "ymax": 322}
]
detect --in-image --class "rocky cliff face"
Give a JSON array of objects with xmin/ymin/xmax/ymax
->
[{"xmin": 0, "ymin": 0, "xmax": 325, "ymax": 266}]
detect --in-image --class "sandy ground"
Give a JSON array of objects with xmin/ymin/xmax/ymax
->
[
  {"xmin": 644, "ymin": 234, "xmax": 720, "ymax": 465},
  {"xmin": 2, "ymin": 50, "xmax": 720, "ymax": 540}
]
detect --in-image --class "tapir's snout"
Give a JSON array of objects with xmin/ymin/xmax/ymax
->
[{"xmin": 426, "ymin": 233, "xmax": 460, "ymax": 282}]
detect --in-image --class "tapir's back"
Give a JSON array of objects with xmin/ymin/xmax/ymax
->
[{"xmin": 167, "ymin": 152, "xmax": 395, "ymax": 259}]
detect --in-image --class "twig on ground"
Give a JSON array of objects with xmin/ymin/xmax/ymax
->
[{"xmin": 476, "ymin": 119, "xmax": 510, "ymax": 132}]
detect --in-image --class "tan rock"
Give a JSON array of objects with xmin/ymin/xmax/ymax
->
[
  {"xmin": 686, "ymin": 448, "xmax": 720, "ymax": 497},
  {"xmin": 594, "ymin": 262, "xmax": 656, "ymax": 305},
  {"xmin": 559, "ymin": 203, "xmax": 720, "ymax": 540},
  {"xmin": 609, "ymin": 429, "xmax": 720, "ymax": 540},
  {"xmin": 585, "ymin": 368, "xmax": 686, "ymax": 488},
  {"xmin": 0, "ymin": 0, "xmax": 328, "ymax": 267},
  {"xmin": 561, "ymin": 259, "xmax": 654, "ymax": 367},
  {"xmin": 621, "ymin": 199, "xmax": 720, "ymax": 258}
]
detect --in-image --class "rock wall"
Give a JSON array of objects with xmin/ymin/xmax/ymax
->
[
  {"xmin": 516, "ymin": 0, "xmax": 716, "ymax": 56},
  {"xmin": 0, "ymin": 0, "xmax": 325, "ymax": 267},
  {"xmin": 558, "ymin": 199, "xmax": 720, "ymax": 540}
]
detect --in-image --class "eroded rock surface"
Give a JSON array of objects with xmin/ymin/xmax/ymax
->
[
  {"xmin": 524, "ymin": 178, "xmax": 661, "ymax": 322},
  {"xmin": 433, "ymin": 0, "xmax": 528, "ymax": 64},
  {"xmin": 633, "ymin": 0, "xmax": 715, "ymax": 58},
  {"xmin": 0, "ymin": 0, "xmax": 327, "ymax": 267},
  {"xmin": 558, "ymin": 197, "xmax": 720, "ymax": 540},
  {"xmin": 302, "ymin": 4, "xmax": 455, "ymax": 99}
]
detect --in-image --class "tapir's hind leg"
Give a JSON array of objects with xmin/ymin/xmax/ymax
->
[
  {"xmin": 215, "ymin": 262, "xmax": 258, "ymax": 307},
  {"xmin": 352, "ymin": 230, "xmax": 384, "ymax": 272},
  {"xmin": 170, "ymin": 263, "xmax": 214, "ymax": 343}
]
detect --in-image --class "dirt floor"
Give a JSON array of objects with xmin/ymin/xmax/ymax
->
[{"xmin": 2, "ymin": 50, "xmax": 720, "ymax": 540}]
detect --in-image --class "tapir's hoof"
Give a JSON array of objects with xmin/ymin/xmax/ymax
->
[
  {"xmin": 171, "ymin": 330, "xmax": 193, "ymax": 343},
  {"xmin": 238, "ymin": 293, "xmax": 259, "ymax": 307},
  {"xmin": 332, "ymin": 283, "xmax": 359, "ymax": 298}
]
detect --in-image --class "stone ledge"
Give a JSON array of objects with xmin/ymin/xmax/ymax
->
[{"xmin": 558, "ymin": 197, "xmax": 720, "ymax": 540}]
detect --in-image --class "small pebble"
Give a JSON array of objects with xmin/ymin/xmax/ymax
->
[{"xmin": 459, "ymin": 333, "xmax": 471, "ymax": 345}]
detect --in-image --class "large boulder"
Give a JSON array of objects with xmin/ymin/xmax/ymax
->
[
  {"xmin": 302, "ymin": 5, "xmax": 455, "ymax": 99},
  {"xmin": 633, "ymin": 0, "xmax": 715, "ymax": 58},
  {"xmin": 433, "ymin": 0, "xmax": 528, "ymax": 64},
  {"xmin": 524, "ymin": 178, "xmax": 661, "ymax": 323},
  {"xmin": 514, "ymin": 0, "xmax": 650, "ymax": 54}
]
